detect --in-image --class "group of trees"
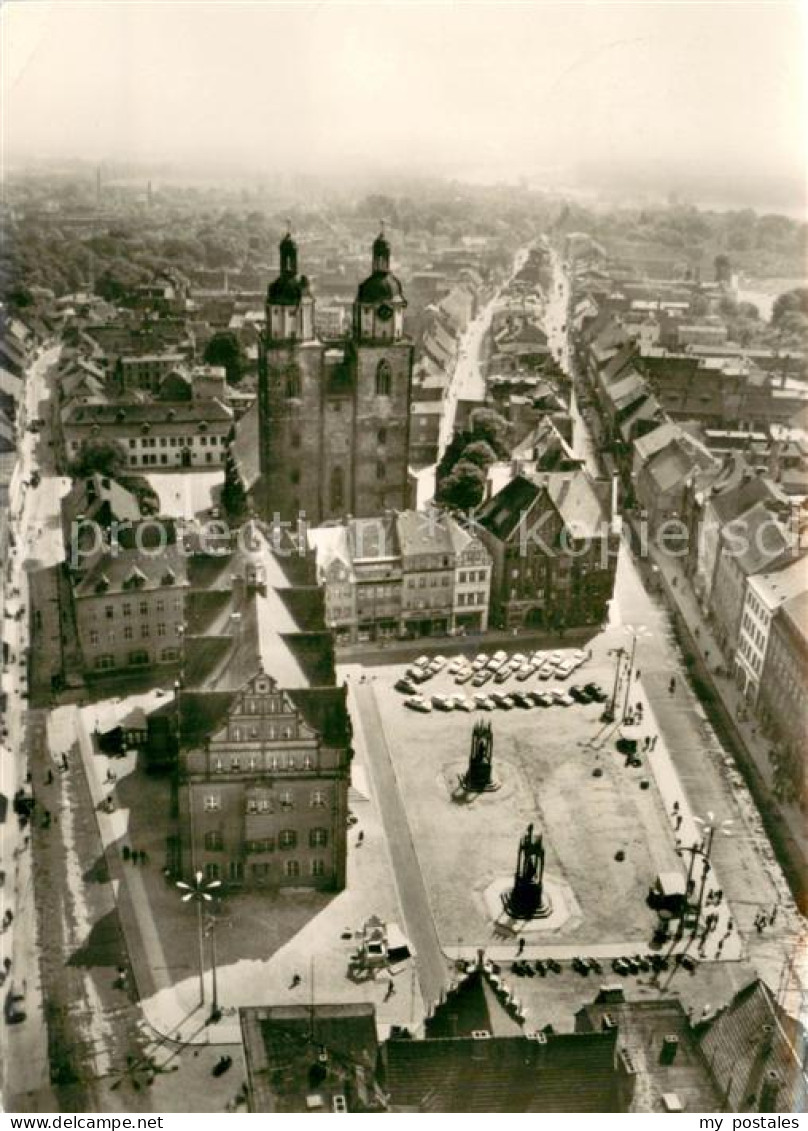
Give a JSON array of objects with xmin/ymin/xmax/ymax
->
[{"xmin": 434, "ymin": 408, "xmax": 510, "ymax": 512}]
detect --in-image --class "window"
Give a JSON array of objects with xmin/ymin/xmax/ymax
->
[
  {"xmin": 279, "ymin": 829, "xmax": 297, "ymax": 850},
  {"xmin": 377, "ymin": 427, "xmax": 387, "ymax": 446},
  {"xmin": 291, "ymin": 432, "xmax": 301, "ymax": 449},
  {"xmin": 141, "ymin": 624, "xmax": 150, "ymax": 638},
  {"xmin": 230, "ymin": 757, "xmax": 240, "ymax": 771},
  {"xmin": 157, "ymin": 623, "xmax": 166, "ymax": 637},
  {"xmin": 311, "ymin": 790, "xmax": 326, "ymax": 807},
  {"xmin": 330, "ymin": 466, "xmax": 344, "ymax": 512},
  {"xmin": 122, "ymin": 603, "xmax": 131, "ymax": 618},
  {"xmin": 105, "ymin": 605, "xmax": 114, "ymax": 620},
  {"xmin": 229, "ymin": 861, "xmax": 244, "ymax": 882},
  {"xmin": 290, "ymin": 467, "xmax": 300, "ymax": 485},
  {"xmin": 89, "ymin": 630, "xmax": 99, "ymax": 645},
  {"xmin": 311, "ymin": 859, "xmax": 326, "ymax": 877},
  {"xmin": 123, "ymin": 626, "xmax": 133, "ymax": 640},
  {"xmin": 139, "ymin": 601, "xmax": 149, "ymax": 616},
  {"xmin": 309, "ymin": 827, "xmax": 328, "ymax": 848},
  {"xmin": 203, "ymin": 794, "xmax": 221, "ymax": 812},
  {"xmin": 94, "ymin": 654, "xmax": 114, "ymax": 670},
  {"xmin": 375, "ymin": 359, "xmax": 392, "ymax": 396},
  {"xmin": 285, "ymin": 365, "xmax": 301, "ymax": 398},
  {"xmin": 205, "ymin": 863, "xmax": 220, "ymax": 881},
  {"xmin": 284, "ymin": 860, "xmax": 300, "ymax": 878},
  {"xmin": 204, "ymin": 831, "xmax": 223, "ymax": 851},
  {"xmin": 156, "ymin": 600, "xmax": 165, "ymax": 613},
  {"xmin": 280, "ymin": 791, "xmax": 294, "ymax": 809},
  {"xmin": 376, "ymin": 460, "xmax": 386, "ymax": 481}
]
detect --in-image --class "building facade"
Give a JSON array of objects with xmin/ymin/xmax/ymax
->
[
  {"xmin": 61, "ymin": 398, "xmax": 233, "ymax": 470},
  {"xmin": 180, "ymin": 671, "xmax": 350, "ymax": 891},
  {"xmin": 476, "ymin": 471, "xmax": 617, "ymax": 631},
  {"xmin": 257, "ymin": 231, "xmax": 413, "ymax": 524}
]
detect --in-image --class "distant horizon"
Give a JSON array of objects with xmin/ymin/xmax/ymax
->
[{"xmin": 3, "ymin": 1, "xmax": 805, "ymax": 220}]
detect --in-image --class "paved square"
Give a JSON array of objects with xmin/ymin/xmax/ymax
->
[{"xmin": 365, "ymin": 648, "xmax": 686, "ymax": 952}]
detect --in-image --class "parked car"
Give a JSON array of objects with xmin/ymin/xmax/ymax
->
[
  {"xmin": 451, "ymin": 694, "xmax": 475, "ymax": 712},
  {"xmin": 555, "ymin": 658, "xmax": 576, "ymax": 679},
  {"xmin": 550, "ymin": 688, "xmax": 574, "ymax": 707},
  {"xmin": 431, "ymin": 694, "xmax": 454, "ymax": 711},
  {"xmin": 546, "ymin": 958, "xmax": 562, "ymax": 974},
  {"xmin": 529, "ymin": 690, "xmax": 552, "ymax": 707},
  {"xmin": 584, "ymin": 682, "xmax": 608, "ymax": 702},
  {"xmin": 395, "ymin": 678, "xmax": 416, "ymax": 695},
  {"xmin": 515, "ymin": 664, "xmax": 534, "ymax": 681},
  {"xmin": 447, "ymin": 657, "xmax": 466, "ymax": 673},
  {"xmin": 415, "ymin": 655, "xmax": 430, "ymax": 668},
  {"xmin": 472, "ymin": 669, "xmax": 493, "ymax": 686},
  {"xmin": 491, "ymin": 691, "xmax": 514, "ymax": 710},
  {"xmin": 511, "ymin": 652, "xmax": 529, "ymax": 666},
  {"xmin": 570, "ymin": 649, "xmax": 589, "ymax": 670},
  {"xmin": 494, "ymin": 664, "xmax": 514, "ymax": 684},
  {"xmin": 510, "ymin": 691, "xmax": 533, "ymax": 709},
  {"xmin": 569, "ymin": 685, "xmax": 593, "ymax": 704},
  {"xmin": 454, "ymin": 667, "xmax": 474, "ymax": 685},
  {"xmin": 428, "ymin": 656, "xmax": 447, "ymax": 675},
  {"xmin": 405, "ymin": 695, "xmax": 432, "ymax": 713},
  {"xmin": 473, "ymin": 693, "xmax": 495, "ymax": 711},
  {"xmin": 410, "ymin": 667, "xmax": 431, "ymax": 684},
  {"xmin": 537, "ymin": 661, "xmax": 555, "ymax": 680}
]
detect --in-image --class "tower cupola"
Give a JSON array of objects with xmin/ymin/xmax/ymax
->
[
  {"xmin": 354, "ymin": 227, "xmax": 406, "ymax": 342},
  {"xmin": 265, "ymin": 228, "xmax": 315, "ymax": 343}
]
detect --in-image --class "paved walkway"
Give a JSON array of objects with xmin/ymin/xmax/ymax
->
[
  {"xmin": 348, "ymin": 674, "xmax": 450, "ymax": 1008},
  {"xmin": 636, "ymin": 522, "xmax": 808, "ymax": 877}
]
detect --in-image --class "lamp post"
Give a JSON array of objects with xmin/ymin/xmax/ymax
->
[
  {"xmin": 176, "ymin": 870, "xmax": 221, "ymax": 1009},
  {"xmin": 678, "ymin": 811, "xmax": 733, "ymax": 937},
  {"xmin": 621, "ymin": 624, "xmax": 651, "ymax": 722},
  {"xmin": 602, "ymin": 646, "xmax": 627, "ymax": 723}
]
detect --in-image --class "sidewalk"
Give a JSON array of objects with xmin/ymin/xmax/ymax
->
[{"xmin": 639, "ymin": 530, "xmax": 808, "ymax": 873}]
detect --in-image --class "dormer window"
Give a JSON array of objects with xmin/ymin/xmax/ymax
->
[{"xmin": 161, "ymin": 569, "xmax": 176, "ymax": 586}]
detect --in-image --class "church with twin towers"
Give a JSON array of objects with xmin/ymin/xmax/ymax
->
[{"xmin": 257, "ymin": 229, "xmax": 414, "ymax": 524}]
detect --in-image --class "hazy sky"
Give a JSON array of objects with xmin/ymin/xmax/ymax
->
[{"xmin": 2, "ymin": 1, "xmax": 806, "ymax": 194}]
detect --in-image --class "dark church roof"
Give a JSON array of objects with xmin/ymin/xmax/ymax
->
[
  {"xmin": 357, "ymin": 271, "xmax": 404, "ymax": 305},
  {"xmin": 267, "ymin": 272, "xmax": 311, "ymax": 306}
]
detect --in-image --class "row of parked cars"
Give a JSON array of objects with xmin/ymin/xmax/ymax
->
[
  {"xmin": 509, "ymin": 951, "xmax": 694, "ymax": 979},
  {"xmin": 400, "ymin": 682, "xmax": 608, "ymax": 714},
  {"xmin": 401, "ymin": 648, "xmax": 590, "ymax": 689}
]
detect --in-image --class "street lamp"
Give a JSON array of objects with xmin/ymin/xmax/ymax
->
[
  {"xmin": 176, "ymin": 870, "xmax": 221, "ymax": 1011},
  {"xmin": 602, "ymin": 646, "xmax": 627, "ymax": 723},
  {"xmin": 621, "ymin": 624, "xmax": 652, "ymax": 722},
  {"xmin": 680, "ymin": 811, "xmax": 733, "ymax": 936}
]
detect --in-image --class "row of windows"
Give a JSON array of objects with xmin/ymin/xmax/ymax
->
[
  {"xmin": 93, "ymin": 647, "xmax": 179, "ymax": 669},
  {"xmin": 203, "ymin": 790, "xmax": 328, "ymax": 811},
  {"xmin": 204, "ymin": 859, "xmax": 327, "ymax": 881},
  {"xmin": 456, "ymin": 590, "xmax": 487, "ymax": 607},
  {"xmin": 407, "ymin": 575, "xmax": 450, "ymax": 589},
  {"xmin": 132, "ymin": 452, "xmax": 221, "ymax": 466},
  {"xmin": 128, "ymin": 435, "xmax": 221, "ymax": 449},
  {"xmin": 229, "ymin": 722, "xmax": 296, "ymax": 740},
  {"xmin": 457, "ymin": 569, "xmax": 488, "ymax": 584},
  {"xmin": 204, "ymin": 828, "xmax": 328, "ymax": 852},
  {"xmin": 89, "ymin": 623, "xmax": 172, "ymax": 644},
  {"xmin": 101, "ymin": 599, "xmax": 180, "ymax": 617},
  {"xmin": 214, "ymin": 753, "xmax": 314, "ymax": 773}
]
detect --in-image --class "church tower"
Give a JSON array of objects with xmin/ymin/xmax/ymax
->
[
  {"xmin": 257, "ymin": 229, "xmax": 413, "ymax": 527},
  {"xmin": 258, "ymin": 230, "xmax": 322, "ymax": 525},
  {"xmin": 346, "ymin": 229, "xmax": 413, "ymax": 516}
]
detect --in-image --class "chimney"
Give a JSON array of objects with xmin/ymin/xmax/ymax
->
[{"xmin": 759, "ymin": 1070, "xmax": 782, "ymax": 1112}]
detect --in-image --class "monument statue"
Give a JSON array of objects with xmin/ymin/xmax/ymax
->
[
  {"xmin": 501, "ymin": 822, "xmax": 551, "ymax": 919},
  {"xmin": 459, "ymin": 719, "xmax": 496, "ymax": 792}
]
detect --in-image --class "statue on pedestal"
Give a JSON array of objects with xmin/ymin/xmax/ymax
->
[
  {"xmin": 501, "ymin": 823, "xmax": 551, "ymax": 919},
  {"xmin": 458, "ymin": 719, "xmax": 498, "ymax": 793}
]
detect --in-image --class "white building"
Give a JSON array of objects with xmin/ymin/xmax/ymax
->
[{"xmin": 734, "ymin": 553, "xmax": 808, "ymax": 704}]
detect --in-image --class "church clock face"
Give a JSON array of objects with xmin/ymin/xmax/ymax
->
[{"xmin": 377, "ymin": 303, "xmax": 394, "ymax": 322}]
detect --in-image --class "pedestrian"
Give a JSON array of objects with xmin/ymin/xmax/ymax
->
[
  {"xmin": 357, "ymin": 831, "xmax": 364, "ymax": 846},
  {"xmin": 636, "ymin": 669, "xmax": 641, "ymax": 680},
  {"xmin": 385, "ymin": 979, "xmax": 396, "ymax": 1001},
  {"xmin": 517, "ymin": 937, "xmax": 525, "ymax": 955},
  {"xmin": 44, "ymin": 769, "xmax": 53, "ymax": 785},
  {"xmin": 675, "ymin": 815, "xmax": 683, "ymax": 831},
  {"xmin": 122, "ymin": 846, "xmax": 131, "ymax": 861},
  {"xmin": 61, "ymin": 753, "xmax": 68, "ymax": 771},
  {"xmin": 704, "ymin": 650, "xmax": 710, "ymax": 663},
  {"xmin": 669, "ymin": 677, "xmax": 676, "ymax": 694},
  {"xmin": 651, "ymin": 735, "xmax": 658, "ymax": 750},
  {"xmin": 672, "ymin": 800, "xmax": 679, "ymax": 812},
  {"xmin": 770, "ymin": 906, "xmax": 778, "ymax": 925},
  {"xmin": 290, "ymin": 973, "xmax": 302, "ymax": 989}
]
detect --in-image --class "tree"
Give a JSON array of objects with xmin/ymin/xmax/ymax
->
[
  {"xmin": 204, "ymin": 331, "xmax": 244, "ymax": 384},
  {"xmin": 771, "ymin": 288, "xmax": 808, "ymax": 328},
  {"xmin": 68, "ymin": 439, "xmax": 128, "ymax": 479},
  {"xmin": 435, "ymin": 459, "xmax": 487, "ymax": 512},
  {"xmin": 714, "ymin": 254, "xmax": 732, "ymax": 284},
  {"xmin": 468, "ymin": 408, "xmax": 510, "ymax": 457},
  {"xmin": 460, "ymin": 439, "xmax": 498, "ymax": 471}
]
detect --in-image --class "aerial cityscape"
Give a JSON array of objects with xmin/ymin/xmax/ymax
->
[{"xmin": 0, "ymin": 0, "xmax": 806, "ymax": 1117}]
